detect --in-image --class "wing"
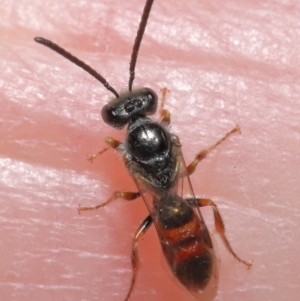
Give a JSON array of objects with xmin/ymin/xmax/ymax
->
[{"xmin": 130, "ymin": 142, "xmax": 219, "ymax": 300}]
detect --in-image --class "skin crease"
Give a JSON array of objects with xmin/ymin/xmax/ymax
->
[{"xmin": 1, "ymin": 0, "xmax": 300, "ymax": 300}]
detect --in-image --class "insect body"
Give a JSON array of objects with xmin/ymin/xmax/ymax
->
[{"xmin": 34, "ymin": 0, "xmax": 251, "ymax": 300}]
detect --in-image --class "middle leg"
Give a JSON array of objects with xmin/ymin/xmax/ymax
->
[
  {"xmin": 187, "ymin": 126, "xmax": 241, "ymax": 175},
  {"xmin": 124, "ymin": 215, "xmax": 153, "ymax": 301},
  {"xmin": 186, "ymin": 197, "xmax": 252, "ymax": 268},
  {"xmin": 78, "ymin": 191, "xmax": 140, "ymax": 214},
  {"xmin": 87, "ymin": 136, "xmax": 122, "ymax": 163}
]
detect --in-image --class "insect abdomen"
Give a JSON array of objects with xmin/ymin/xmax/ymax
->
[{"xmin": 154, "ymin": 193, "xmax": 214, "ymax": 291}]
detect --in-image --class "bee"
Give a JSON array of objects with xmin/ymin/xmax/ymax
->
[{"xmin": 34, "ymin": 0, "xmax": 252, "ymax": 300}]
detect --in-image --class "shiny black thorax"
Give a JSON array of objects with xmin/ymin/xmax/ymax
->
[
  {"xmin": 125, "ymin": 116, "xmax": 177, "ymax": 190},
  {"xmin": 101, "ymin": 87, "xmax": 179, "ymax": 191}
]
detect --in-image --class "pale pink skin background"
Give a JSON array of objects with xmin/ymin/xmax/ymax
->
[{"xmin": 1, "ymin": 0, "xmax": 300, "ymax": 301}]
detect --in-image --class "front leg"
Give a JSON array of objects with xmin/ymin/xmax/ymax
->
[
  {"xmin": 187, "ymin": 126, "xmax": 241, "ymax": 175},
  {"xmin": 159, "ymin": 88, "xmax": 171, "ymax": 125}
]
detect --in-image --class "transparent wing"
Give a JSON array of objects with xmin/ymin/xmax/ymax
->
[{"xmin": 131, "ymin": 144, "xmax": 219, "ymax": 300}]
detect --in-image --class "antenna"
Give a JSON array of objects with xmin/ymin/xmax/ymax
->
[
  {"xmin": 128, "ymin": 0, "xmax": 154, "ymax": 91},
  {"xmin": 34, "ymin": 37, "xmax": 119, "ymax": 98}
]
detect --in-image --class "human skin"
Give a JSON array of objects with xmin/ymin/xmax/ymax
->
[{"xmin": 1, "ymin": 0, "xmax": 300, "ymax": 301}]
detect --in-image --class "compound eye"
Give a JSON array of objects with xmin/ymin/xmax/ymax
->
[
  {"xmin": 101, "ymin": 104, "xmax": 120, "ymax": 128},
  {"xmin": 143, "ymin": 88, "xmax": 157, "ymax": 113}
]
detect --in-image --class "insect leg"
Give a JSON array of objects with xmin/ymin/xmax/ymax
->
[
  {"xmin": 187, "ymin": 126, "xmax": 241, "ymax": 175},
  {"xmin": 159, "ymin": 88, "xmax": 171, "ymax": 125},
  {"xmin": 87, "ymin": 137, "xmax": 122, "ymax": 163},
  {"xmin": 186, "ymin": 197, "xmax": 252, "ymax": 269},
  {"xmin": 125, "ymin": 215, "xmax": 153, "ymax": 301},
  {"xmin": 78, "ymin": 191, "xmax": 140, "ymax": 214}
]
